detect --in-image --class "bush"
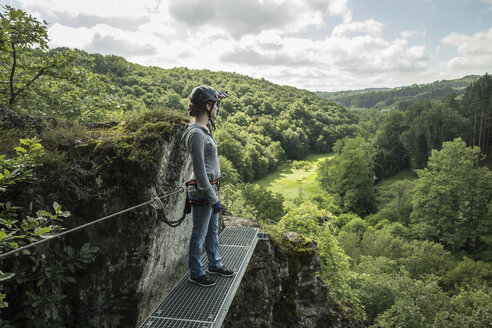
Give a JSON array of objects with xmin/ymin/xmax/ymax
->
[
  {"xmin": 0, "ymin": 139, "xmax": 98, "ymax": 326},
  {"xmin": 342, "ymin": 217, "xmax": 369, "ymax": 235},
  {"xmin": 240, "ymin": 183, "xmax": 285, "ymax": 223},
  {"xmin": 449, "ymin": 288, "xmax": 492, "ymax": 327},
  {"xmin": 221, "ymin": 183, "xmax": 284, "ymax": 223},
  {"xmin": 291, "ymin": 160, "xmax": 311, "ymax": 170},
  {"xmin": 277, "ymin": 202, "xmax": 361, "ymax": 314}
]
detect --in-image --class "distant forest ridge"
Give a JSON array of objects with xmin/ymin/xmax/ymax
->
[{"xmin": 315, "ymin": 75, "xmax": 481, "ymax": 110}]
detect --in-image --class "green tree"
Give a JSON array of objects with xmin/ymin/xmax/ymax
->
[
  {"xmin": 318, "ymin": 136, "xmax": 376, "ymax": 216},
  {"xmin": 0, "ymin": 6, "xmax": 123, "ymax": 121},
  {"xmin": 372, "ymin": 276, "xmax": 452, "ymax": 328},
  {"xmin": 442, "ymin": 257, "xmax": 492, "ymax": 291},
  {"xmin": 240, "ymin": 183, "xmax": 284, "ymax": 223},
  {"xmin": 218, "ymin": 155, "xmax": 241, "ymax": 186},
  {"xmin": 342, "ymin": 217, "xmax": 370, "ymax": 236},
  {"xmin": 339, "ymin": 224, "xmax": 491, "ymax": 326},
  {"xmin": 351, "ymin": 256, "xmax": 401, "ymax": 324},
  {"xmin": 449, "ymin": 288, "xmax": 492, "ymax": 328},
  {"xmin": 401, "ymin": 102, "xmax": 469, "ymax": 169},
  {"xmin": 373, "ymin": 179, "xmax": 414, "ymax": 225},
  {"xmin": 461, "ymin": 73, "xmax": 492, "ymax": 155},
  {"xmin": 374, "ymin": 110, "xmax": 409, "ymax": 177},
  {"xmin": 410, "ymin": 138, "xmax": 492, "ymax": 259},
  {"xmin": 0, "ymin": 6, "xmax": 51, "ymax": 107}
]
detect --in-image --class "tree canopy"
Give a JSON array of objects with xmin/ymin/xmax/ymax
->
[{"xmin": 410, "ymin": 138, "xmax": 492, "ymax": 259}]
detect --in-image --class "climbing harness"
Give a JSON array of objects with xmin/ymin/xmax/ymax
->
[
  {"xmin": 0, "ymin": 188, "xmax": 185, "ymax": 260},
  {"xmin": 183, "ymin": 178, "xmax": 221, "ymax": 206},
  {"xmin": 186, "ymin": 179, "xmax": 220, "ymax": 186}
]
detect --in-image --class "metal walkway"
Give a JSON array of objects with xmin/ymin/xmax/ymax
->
[{"xmin": 139, "ymin": 226, "xmax": 259, "ymax": 328}]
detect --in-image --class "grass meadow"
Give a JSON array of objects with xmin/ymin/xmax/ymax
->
[{"xmin": 254, "ymin": 153, "xmax": 333, "ymax": 208}]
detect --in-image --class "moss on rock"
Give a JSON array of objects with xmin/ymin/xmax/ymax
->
[{"xmin": 1, "ymin": 108, "xmax": 188, "ymax": 211}]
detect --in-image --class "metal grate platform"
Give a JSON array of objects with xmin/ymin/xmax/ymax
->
[{"xmin": 140, "ymin": 226, "xmax": 259, "ymax": 328}]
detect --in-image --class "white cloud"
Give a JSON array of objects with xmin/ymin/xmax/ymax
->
[
  {"xmin": 480, "ymin": 0, "xmax": 492, "ymax": 11},
  {"xmin": 138, "ymin": 21, "xmax": 177, "ymax": 38},
  {"xmin": 326, "ymin": 0, "xmax": 352, "ymax": 23},
  {"xmin": 400, "ymin": 30, "xmax": 426, "ymax": 39},
  {"xmin": 221, "ymin": 48, "xmax": 316, "ymax": 67},
  {"xmin": 48, "ymin": 24, "xmax": 94, "ymax": 49},
  {"xmin": 441, "ymin": 27, "xmax": 492, "ymax": 71},
  {"xmin": 216, "ymin": 30, "xmax": 428, "ymax": 82},
  {"xmin": 166, "ymin": 0, "xmax": 349, "ymax": 39},
  {"xmin": 18, "ymin": 0, "xmax": 158, "ymax": 18},
  {"xmin": 332, "ymin": 19, "xmax": 383, "ymax": 37},
  {"xmin": 49, "ymin": 23, "xmax": 162, "ymax": 58},
  {"xmin": 14, "ymin": 0, "xmax": 439, "ymax": 91}
]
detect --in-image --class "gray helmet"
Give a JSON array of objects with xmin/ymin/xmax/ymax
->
[{"xmin": 190, "ymin": 85, "xmax": 220, "ymax": 106}]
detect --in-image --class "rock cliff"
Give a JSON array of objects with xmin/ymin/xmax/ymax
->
[
  {"xmin": 223, "ymin": 216, "xmax": 363, "ymax": 328},
  {"xmin": 1, "ymin": 109, "xmax": 362, "ymax": 327},
  {"xmin": 1, "ymin": 109, "xmax": 195, "ymax": 327}
]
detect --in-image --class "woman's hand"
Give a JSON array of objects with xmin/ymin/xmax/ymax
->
[{"xmin": 212, "ymin": 201, "xmax": 222, "ymax": 214}]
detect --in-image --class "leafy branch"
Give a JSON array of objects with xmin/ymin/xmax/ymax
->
[{"xmin": 0, "ymin": 139, "xmax": 98, "ymax": 327}]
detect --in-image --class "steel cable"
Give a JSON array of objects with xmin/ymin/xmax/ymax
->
[{"xmin": 0, "ymin": 187, "xmax": 184, "ymax": 260}]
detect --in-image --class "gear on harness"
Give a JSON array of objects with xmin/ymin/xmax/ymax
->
[
  {"xmin": 151, "ymin": 187, "xmax": 190, "ymax": 227},
  {"xmin": 151, "ymin": 174, "xmax": 227, "ymax": 226},
  {"xmin": 185, "ymin": 178, "xmax": 220, "ymax": 205}
]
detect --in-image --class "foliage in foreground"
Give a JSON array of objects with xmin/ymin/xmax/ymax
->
[
  {"xmin": 0, "ymin": 138, "xmax": 97, "ymax": 327},
  {"xmin": 275, "ymin": 202, "xmax": 362, "ymax": 316}
]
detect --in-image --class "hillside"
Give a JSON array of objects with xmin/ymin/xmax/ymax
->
[
  {"xmin": 315, "ymin": 75, "xmax": 480, "ymax": 110},
  {"xmin": 88, "ymin": 53, "xmax": 359, "ymax": 181}
]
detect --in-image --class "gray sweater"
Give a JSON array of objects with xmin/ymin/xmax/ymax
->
[{"xmin": 183, "ymin": 123, "xmax": 220, "ymax": 204}]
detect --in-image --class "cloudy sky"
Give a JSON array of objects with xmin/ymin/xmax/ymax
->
[{"xmin": 2, "ymin": 0, "xmax": 492, "ymax": 91}]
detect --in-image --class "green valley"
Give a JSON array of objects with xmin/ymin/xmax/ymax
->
[
  {"xmin": 254, "ymin": 153, "xmax": 333, "ymax": 208},
  {"xmin": 1, "ymin": 6, "xmax": 492, "ymax": 328}
]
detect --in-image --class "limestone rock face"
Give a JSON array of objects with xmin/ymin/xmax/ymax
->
[
  {"xmin": 223, "ymin": 219, "xmax": 364, "ymax": 328},
  {"xmin": 0, "ymin": 110, "xmax": 195, "ymax": 327},
  {"xmin": 63, "ymin": 125, "xmax": 195, "ymax": 327}
]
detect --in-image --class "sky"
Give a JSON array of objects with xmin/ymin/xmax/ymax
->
[{"xmin": 1, "ymin": 0, "xmax": 492, "ymax": 91}]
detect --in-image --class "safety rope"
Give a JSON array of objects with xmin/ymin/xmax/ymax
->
[
  {"xmin": 0, "ymin": 187, "xmax": 185, "ymax": 260},
  {"xmin": 151, "ymin": 187, "xmax": 190, "ymax": 227}
]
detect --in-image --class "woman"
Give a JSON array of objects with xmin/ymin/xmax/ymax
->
[{"xmin": 183, "ymin": 85, "xmax": 233, "ymax": 287}]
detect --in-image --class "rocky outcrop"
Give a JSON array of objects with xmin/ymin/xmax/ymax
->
[
  {"xmin": 0, "ymin": 111, "xmax": 195, "ymax": 327},
  {"xmin": 62, "ymin": 124, "xmax": 195, "ymax": 327},
  {"xmin": 30, "ymin": 124, "xmax": 196, "ymax": 327},
  {"xmin": 1, "ymin": 111, "xmax": 362, "ymax": 327},
  {"xmin": 223, "ymin": 218, "xmax": 363, "ymax": 328},
  {"xmin": 134, "ymin": 129, "xmax": 193, "ymax": 325}
]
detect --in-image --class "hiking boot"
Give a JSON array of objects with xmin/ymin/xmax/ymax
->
[
  {"xmin": 207, "ymin": 267, "xmax": 234, "ymax": 277},
  {"xmin": 189, "ymin": 274, "xmax": 216, "ymax": 287}
]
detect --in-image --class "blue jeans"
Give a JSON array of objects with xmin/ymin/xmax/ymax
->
[{"xmin": 189, "ymin": 203, "xmax": 222, "ymax": 278}]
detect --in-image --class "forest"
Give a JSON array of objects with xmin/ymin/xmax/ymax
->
[
  {"xmin": 1, "ymin": 6, "xmax": 492, "ymax": 327},
  {"xmin": 316, "ymin": 75, "xmax": 480, "ymax": 111}
]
